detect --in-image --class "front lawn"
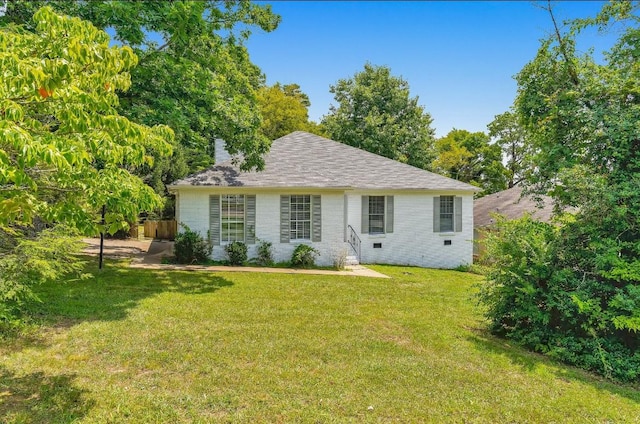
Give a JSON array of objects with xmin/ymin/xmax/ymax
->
[{"xmin": 1, "ymin": 262, "xmax": 638, "ymax": 423}]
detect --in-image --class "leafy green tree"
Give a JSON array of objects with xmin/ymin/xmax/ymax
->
[
  {"xmin": 0, "ymin": 7, "xmax": 173, "ymax": 324},
  {"xmin": 257, "ymin": 83, "xmax": 311, "ymax": 140},
  {"xmin": 281, "ymin": 83, "xmax": 311, "ymax": 107},
  {"xmin": 432, "ymin": 129, "xmax": 507, "ymax": 196},
  {"xmin": 322, "ymin": 63, "xmax": 436, "ymax": 169},
  {"xmin": 1, "ymin": 6, "xmax": 173, "ymax": 232},
  {"xmin": 481, "ymin": 1, "xmax": 640, "ymax": 382},
  {"xmin": 3, "ymin": 0, "xmax": 281, "ymax": 213},
  {"xmin": 487, "ymin": 110, "xmax": 530, "ymax": 188}
]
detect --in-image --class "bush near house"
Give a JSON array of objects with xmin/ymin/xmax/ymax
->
[
  {"xmin": 225, "ymin": 241, "xmax": 248, "ymax": 266},
  {"xmin": 254, "ymin": 239, "xmax": 274, "ymax": 266},
  {"xmin": 290, "ymin": 244, "xmax": 319, "ymax": 268},
  {"xmin": 173, "ymin": 225, "xmax": 212, "ymax": 264}
]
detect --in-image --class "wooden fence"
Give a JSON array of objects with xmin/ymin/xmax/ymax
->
[{"xmin": 144, "ymin": 220, "xmax": 177, "ymax": 240}]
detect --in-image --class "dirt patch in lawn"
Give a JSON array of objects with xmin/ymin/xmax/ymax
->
[{"xmin": 82, "ymin": 238, "xmax": 172, "ymax": 264}]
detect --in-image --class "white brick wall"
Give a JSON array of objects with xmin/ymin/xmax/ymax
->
[
  {"xmin": 175, "ymin": 189, "xmax": 210, "ymax": 238},
  {"xmin": 346, "ymin": 191, "xmax": 474, "ymax": 269},
  {"xmin": 175, "ymin": 189, "xmax": 346, "ymax": 267},
  {"xmin": 175, "ymin": 188, "xmax": 474, "ymax": 269}
]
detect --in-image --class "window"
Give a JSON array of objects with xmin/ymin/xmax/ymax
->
[
  {"xmin": 440, "ymin": 195, "xmax": 454, "ymax": 232},
  {"xmin": 368, "ymin": 196, "xmax": 385, "ymax": 234},
  {"xmin": 361, "ymin": 195, "xmax": 394, "ymax": 235},
  {"xmin": 221, "ymin": 194, "xmax": 245, "ymax": 242},
  {"xmin": 290, "ymin": 195, "xmax": 311, "ymax": 240}
]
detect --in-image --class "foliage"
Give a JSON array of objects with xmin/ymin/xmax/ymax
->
[
  {"xmin": 487, "ymin": 110, "xmax": 531, "ymax": 188},
  {"xmin": 432, "ymin": 129, "xmax": 508, "ymax": 196},
  {"xmin": 173, "ymin": 224, "xmax": 211, "ymax": 265},
  {"xmin": 480, "ymin": 2, "xmax": 640, "ymax": 382},
  {"xmin": 257, "ymin": 83, "xmax": 313, "ymax": 140},
  {"xmin": 290, "ymin": 244, "xmax": 319, "ymax": 268},
  {"xmin": 3, "ymin": 0, "xmax": 282, "ymax": 207},
  {"xmin": 0, "ymin": 225, "xmax": 86, "ymax": 325},
  {"xmin": 483, "ymin": 1, "xmax": 640, "ymax": 382},
  {"xmin": 254, "ymin": 239, "xmax": 274, "ymax": 266},
  {"xmin": 479, "ymin": 215, "xmax": 640, "ymax": 382},
  {"xmin": 225, "ymin": 241, "xmax": 248, "ymax": 266},
  {"xmin": 0, "ymin": 6, "xmax": 173, "ymax": 234},
  {"xmin": 322, "ymin": 63, "xmax": 436, "ymax": 170}
]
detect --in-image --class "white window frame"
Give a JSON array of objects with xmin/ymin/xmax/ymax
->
[
  {"xmin": 221, "ymin": 194, "xmax": 245, "ymax": 242},
  {"xmin": 289, "ymin": 195, "xmax": 311, "ymax": 240},
  {"xmin": 368, "ymin": 196, "xmax": 385, "ymax": 234},
  {"xmin": 440, "ymin": 195, "xmax": 455, "ymax": 232}
]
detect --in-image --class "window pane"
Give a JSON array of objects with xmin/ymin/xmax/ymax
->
[
  {"xmin": 440, "ymin": 216, "xmax": 454, "ymax": 232},
  {"xmin": 370, "ymin": 215, "xmax": 384, "ymax": 234},
  {"xmin": 222, "ymin": 195, "xmax": 245, "ymax": 242},
  {"xmin": 290, "ymin": 195, "xmax": 311, "ymax": 240},
  {"xmin": 440, "ymin": 195, "xmax": 454, "ymax": 232},
  {"xmin": 368, "ymin": 196, "xmax": 385, "ymax": 233}
]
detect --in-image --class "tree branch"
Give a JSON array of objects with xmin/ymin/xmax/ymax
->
[{"xmin": 546, "ymin": 0, "xmax": 580, "ymax": 86}]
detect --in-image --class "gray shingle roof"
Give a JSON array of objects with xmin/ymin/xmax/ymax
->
[
  {"xmin": 474, "ymin": 186, "xmax": 555, "ymax": 228},
  {"xmin": 169, "ymin": 131, "xmax": 478, "ymax": 191}
]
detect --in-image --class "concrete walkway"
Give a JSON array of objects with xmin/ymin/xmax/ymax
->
[{"xmin": 82, "ymin": 238, "xmax": 390, "ymax": 278}]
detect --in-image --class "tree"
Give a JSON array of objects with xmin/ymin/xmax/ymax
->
[
  {"xmin": 0, "ymin": 7, "xmax": 173, "ymax": 323},
  {"xmin": 3, "ymin": 0, "xmax": 282, "ymax": 217},
  {"xmin": 480, "ymin": 1, "xmax": 640, "ymax": 382},
  {"xmin": 487, "ymin": 110, "xmax": 530, "ymax": 188},
  {"xmin": 432, "ymin": 129, "xmax": 507, "ymax": 196},
  {"xmin": 322, "ymin": 63, "xmax": 436, "ymax": 170},
  {"xmin": 257, "ymin": 83, "xmax": 311, "ymax": 140},
  {"xmin": 1, "ymin": 6, "xmax": 173, "ymax": 232}
]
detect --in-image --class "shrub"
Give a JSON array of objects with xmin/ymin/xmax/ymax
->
[
  {"xmin": 331, "ymin": 247, "xmax": 348, "ymax": 270},
  {"xmin": 0, "ymin": 225, "xmax": 86, "ymax": 327},
  {"xmin": 225, "ymin": 241, "xmax": 247, "ymax": 266},
  {"xmin": 290, "ymin": 244, "xmax": 319, "ymax": 268},
  {"xmin": 174, "ymin": 224, "xmax": 211, "ymax": 264},
  {"xmin": 478, "ymin": 214, "xmax": 640, "ymax": 383},
  {"xmin": 477, "ymin": 215, "xmax": 556, "ymax": 341},
  {"xmin": 255, "ymin": 239, "xmax": 274, "ymax": 266}
]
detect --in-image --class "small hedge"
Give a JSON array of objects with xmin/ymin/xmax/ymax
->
[
  {"xmin": 225, "ymin": 241, "xmax": 247, "ymax": 266},
  {"xmin": 290, "ymin": 244, "xmax": 319, "ymax": 268},
  {"xmin": 255, "ymin": 239, "xmax": 274, "ymax": 266},
  {"xmin": 174, "ymin": 224, "xmax": 211, "ymax": 264}
]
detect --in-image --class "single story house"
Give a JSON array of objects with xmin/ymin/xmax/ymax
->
[
  {"xmin": 168, "ymin": 131, "xmax": 478, "ymax": 268},
  {"xmin": 473, "ymin": 185, "xmax": 555, "ymax": 257}
]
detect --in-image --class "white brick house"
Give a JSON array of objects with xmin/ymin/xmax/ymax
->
[{"xmin": 168, "ymin": 132, "xmax": 478, "ymax": 268}]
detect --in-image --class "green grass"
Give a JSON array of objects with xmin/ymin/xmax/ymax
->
[{"xmin": 1, "ymin": 261, "xmax": 638, "ymax": 423}]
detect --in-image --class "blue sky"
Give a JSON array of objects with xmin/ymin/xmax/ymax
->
[{"xmin": 245, "ymin": 1, "xmax": 614, "ymax": 137}]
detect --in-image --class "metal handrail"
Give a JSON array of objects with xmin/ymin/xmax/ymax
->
[{"xmin": 347, "ymin": 225, "xmax": 361, "ymax": 262}]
